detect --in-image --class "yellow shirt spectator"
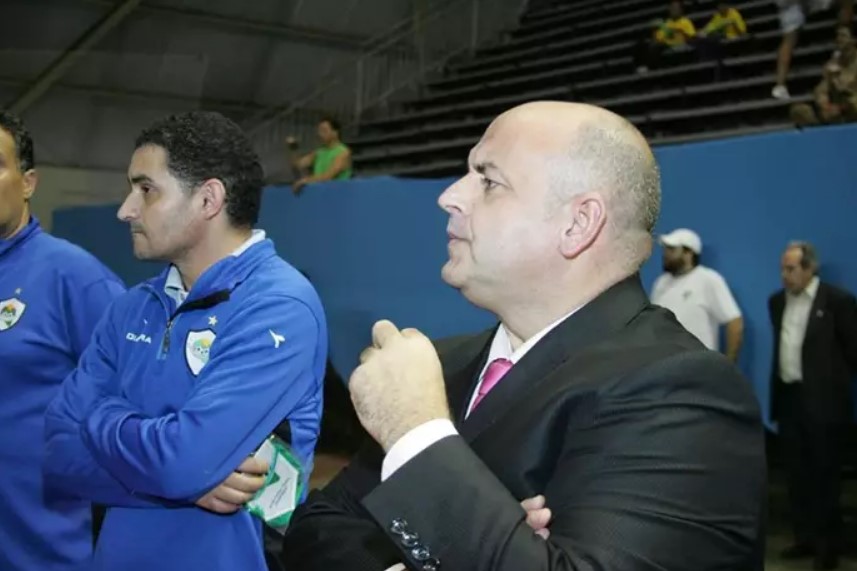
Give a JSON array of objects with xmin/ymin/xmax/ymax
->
[
  {"xmin": 703, "ymin": 7, "xmax": 747, "ymax": 39},
  {"xmin": 655, "ymin": 17, "xmax": 696, "ymax": 46}
]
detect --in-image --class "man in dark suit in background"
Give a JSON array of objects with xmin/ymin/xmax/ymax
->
[
  {"xmin": 280, "ymin": 101, "xmax": 766, "ymax": 570},
  {"xmin": 769, "ymin": 241, "xmax": 857, "ymax": 570}
]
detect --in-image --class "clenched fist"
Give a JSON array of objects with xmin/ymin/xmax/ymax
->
[
  {"xmin": 196, "ymin": 457, "xmax": 269, "ymax": 514},
  {"xmin": 349, "ymin": 320, "xmax": 451, "ymax": 452}
]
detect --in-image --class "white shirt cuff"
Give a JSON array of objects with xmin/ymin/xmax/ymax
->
[
  {"xmin": 381, "ymin": 419, "xmax": 457, "ymax": 481},
  {"xmin": 384, "ymin": 565, "xmax": 406, "ymax": 571}
]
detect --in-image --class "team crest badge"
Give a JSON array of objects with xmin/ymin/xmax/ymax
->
[
  {"xmin": 0, "ymin": 298, "xmax": 26, "ymax": 331},
  {"xmin": 185, "ymin": 329, "xmax": 216, "ymax": 376}
]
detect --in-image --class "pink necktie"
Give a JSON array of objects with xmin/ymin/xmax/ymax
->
[{"xmin": 470, "ymin": 358, "xmax": 513, "ymax": 412}]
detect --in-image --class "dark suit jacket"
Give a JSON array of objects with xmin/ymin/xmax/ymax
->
[
  {"xmin": 769, "ymin": 281, "xmax": 857, "ymax": 422},
  {"xmin": 281, "ymin": 275, "xmax": 766, "ymax": 571}
]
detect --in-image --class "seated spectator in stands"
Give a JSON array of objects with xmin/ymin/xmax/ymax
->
[
  {"xmin": 635, "ymin": 0, "xmax": 696, "ymax": 73},
  {"xmin": 772, "ymin": 0, "xmax": 854, "ymax": 100},
  {"xmin": 286, "ymin": 116, "xmax": 353, "ymax": 195},
  {"xmin": 693, "ymin": 3, "xmax": 747, "ymax": 71},
  {"xmin": 790, "ymin": 26, "xmax": 857, "ymax": 125},
  {"xmin": 700, "ymin": 3, "xmax": 747, "ymax": 40}
]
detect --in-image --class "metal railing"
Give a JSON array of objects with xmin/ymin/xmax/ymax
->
[{"xmin": 245, "ymin": 0, "xmax": 526, "ymax": 180}]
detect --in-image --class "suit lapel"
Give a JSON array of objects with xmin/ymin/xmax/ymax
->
[
  {"xmin": 436, "ymin": 328, "xmax": 494, "ymax": 424},
  {"xmin": 459, "ymin": 274, "xmax": 651, "ymax": 443},
  {"xmin": 770, "ymin": 291, "xmax": 785, "ymax": 379},
  {"xmin": 804, "ymin": 282, "xmax": 828, "ymax": 344},
  {"xmin": 772, "ymin": 292, "xmax": 785, "ymax": 337}
]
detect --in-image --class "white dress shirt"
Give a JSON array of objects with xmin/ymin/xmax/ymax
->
[
  {"xmin": 381, "ymin": 309, "xmax": 578, "ymax": 571},
  {"xmin": 778, "ymin": 276, "xmax": 820, "ymax": 383},
  {"xmin": 381, "ymin": 307, "xmax": 578, "ymax": 481}
]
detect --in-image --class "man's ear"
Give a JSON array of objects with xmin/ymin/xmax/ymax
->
[
  {"xmin": 22, "ymin": 169, "xmax": 37, "ymax": 202},
  {"xmin": 197, "ymin": 178, "xmax": 227, "ymax": 221},
  {"xmin": 559, "ymin": 191, "xmax": 607, "ymax": 259}
]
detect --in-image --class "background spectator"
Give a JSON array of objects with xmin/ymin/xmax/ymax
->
[
  {"xmin": 700, "ymin": 2, "xmax": 747, "ymax": 39},
  {"xmin": 791, "ymin": 26, "xmax": 857, "ymax": 125},
  {"xmin": 694, "ymin": 3, "xmax": 748, "ymax": 72},
  {"xmin": 769, "ymin": 241, "xmax": 857, "ymax": 570},
  {"xmin": 287, "ymin": 116, "xmax": 353, "ymax": 194},
  {"xmin": 635, "ymin": 0, "xmax": 697, "ymax": 72},
  {"xmin": 772, "ymin": 0, "xmax": 853, "ymax": 99},
  {"xmin": 651, "ymin": 228, "xmax": 744, "ymax": 362}
]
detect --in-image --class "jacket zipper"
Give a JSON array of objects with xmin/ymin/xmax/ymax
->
[
  {"xmin": 161, "ymin": 318, "xmax": 175, "ymax": 357},
  {"xmin": 152, "ymin": 289, "xmax": 232, "ymax": 359},
  {"xmin": 143, "ymin": 285, "xmax": 173, "ymax": 361}
]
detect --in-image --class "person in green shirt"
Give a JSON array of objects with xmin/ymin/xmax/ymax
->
[{"xmin": 286, "ymin": 117, "xmax": 353, "ymax": 195}]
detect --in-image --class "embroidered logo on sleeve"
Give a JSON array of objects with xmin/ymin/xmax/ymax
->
[
  {"xmin": 0, "ymin": 298, "xmax": 26, "ymax": 331},
  {"xmin": 185, "ymin": 329, "xmax": 216, "ymax": 376}
]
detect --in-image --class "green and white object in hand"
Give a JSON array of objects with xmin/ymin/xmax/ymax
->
[{"xmin": 245, "ymin": 435, "xmax": 305, "ymax": 534}]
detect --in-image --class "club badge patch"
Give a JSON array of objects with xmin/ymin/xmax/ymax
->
[
  {"xmin": 185, "ymin": 329, "xmax": 216, "ymax": 376},
  {"xmin": 0, "ymin": 298, "xmax": 26, "ymax": 331}
]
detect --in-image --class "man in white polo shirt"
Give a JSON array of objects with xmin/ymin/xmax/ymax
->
[{"xmin": 651, "ymin": 228, "xmax": 744, "ymax": 361}]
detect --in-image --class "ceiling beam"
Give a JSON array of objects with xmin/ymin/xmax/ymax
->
[
  {"xmin": 5, "ymin": 0, "xmax": 142, "ymax": 115},
  {"xmin": 0, "ymin": 76, "xmax": 263, "ymax": 116},
  {"xmin": 80, "ymin": 0, "xmax": 373, "ymax": 52}
]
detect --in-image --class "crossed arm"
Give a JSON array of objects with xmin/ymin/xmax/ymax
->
[
  {"xmin": 282, "ymin": 356, "xmax": 764, "ymax": 570},
  {"xmin": 45, "ymin": 295, "xmax": 323, "ymax": 509}
]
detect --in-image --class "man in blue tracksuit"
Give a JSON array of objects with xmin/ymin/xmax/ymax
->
[
  {"xmin": 44, "ymin": 111, "xmax": 328, "ymax": 570},
  {"xmin": 0, "ymin": 112, "xmax": 126, "ymax": 570}
]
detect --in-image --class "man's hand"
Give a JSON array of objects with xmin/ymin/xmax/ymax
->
[
  {"xmin": 292, "ymin": 177, "xmax": 309, "ymax": 195},
  {"xmin": 349, "ymin": 320, "xmax": 451, "ymax": 452},
  {"xmin": 521, "ymin": 495, "xmax": 552, "ymax": 540},
  {"xmin": 195, "ymin": 457, "xmax": 269, "ymax": 514},
  {"xmin": 820, "ymin": 101, "xmax": 841, "ymax": 122}
]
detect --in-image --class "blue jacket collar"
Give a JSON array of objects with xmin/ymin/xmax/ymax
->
[
  {"xmin": 145, "ymin": 235, "xmax": 277, "ymax": 306},
  {"xmin": 0, "ymin": 216, "xmax": 41, "ymax": 259}
]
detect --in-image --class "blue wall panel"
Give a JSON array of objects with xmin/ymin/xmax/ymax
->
[{"xmin": 53, "ymin": 125, "xmax": 857, "ymax": 426}]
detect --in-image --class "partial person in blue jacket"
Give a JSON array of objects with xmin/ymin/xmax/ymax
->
[
  {"xmin": 44, "ymin": 111, "xmax": 328, "ymax": 571},
  {"xmin": 0, "ymin": 112, "xmax": 126, "ymax": 571}
]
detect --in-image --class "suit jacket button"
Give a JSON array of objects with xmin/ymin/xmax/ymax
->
[
  {"xmin": 401, "ymin": 531, "xmax": 420, "ymax": 548},
  {"xmin": 411, "ymin": 546, "xmax": 431, "ymax": 561},
  {"xmin": 390, "ymin": 518, "xmax": 409, "ymax": 535},
  {"xmin": 422, "ymin": 558, "xmax": 441, "ymax": 571}
]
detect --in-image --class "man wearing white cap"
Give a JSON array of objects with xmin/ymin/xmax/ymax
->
[{"xmin": 651, "ymin": 228, "xmax": 744, "ymax": 361}]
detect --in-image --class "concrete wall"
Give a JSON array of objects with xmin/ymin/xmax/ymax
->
[{"xmin": 31, "ymin": 165, "xmax": 126, "ymax": 232}]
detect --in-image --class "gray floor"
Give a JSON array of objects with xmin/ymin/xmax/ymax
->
[
  {"xmin": 766, "ymin": 535, "xmax": 857, "ymax": 570},
  {"xmin": 766, "ymin": 473, "xmax": 856, "ymax": 570}
]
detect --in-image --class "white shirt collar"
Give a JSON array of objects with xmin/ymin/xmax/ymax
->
[
  {"xmin": 805, "ymin": 276, "xmax": 820, "ymax": 298},
  {"xmin": 789, "ymin": 276, "xmax": 820, "ymax": 300},
  {"xmin": 164, "ymin": 230, "xmax": 266, "ymax": 304},
  {"xmin": 484, "ymin": 307, "xmax": 580, "ymax": 366}
]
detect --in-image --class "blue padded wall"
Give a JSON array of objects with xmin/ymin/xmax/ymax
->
[{"xmin": 53, "ymin": 124, "xmax": 857, "ymax": 426}]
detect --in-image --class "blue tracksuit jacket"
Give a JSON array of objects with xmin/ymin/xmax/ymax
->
[
  {"xmin": 44, "ymin": 235, "xmax": 327, "ymax": 571},
  {"xmin": 0, "ymin": 216, "xmax": 125, "ymax": 571}
]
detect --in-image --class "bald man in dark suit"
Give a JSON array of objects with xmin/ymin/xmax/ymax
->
[{"xmin": 280, "ymin": 102, "xmax": 766, "ymax": 571}]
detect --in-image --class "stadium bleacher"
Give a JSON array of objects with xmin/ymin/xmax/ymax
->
[{"xmin": 352, "ymin": 0, "xmax": 847, "ymax": 178}]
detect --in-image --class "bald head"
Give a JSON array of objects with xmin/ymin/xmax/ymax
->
[
  {"xmin": 491, "ymin": 101, "xmax": 650, "ymax": 150},
  {"xmin": 488, "ymin": 102, "xmax": 661, "ymax": 270},
  {"xmin": 495, "ymin": 100, "xmax": 638, "ymax": 132},
  {"xmin": 437, "ymin": 101, "xmax": 661, "ymax": 324}
]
